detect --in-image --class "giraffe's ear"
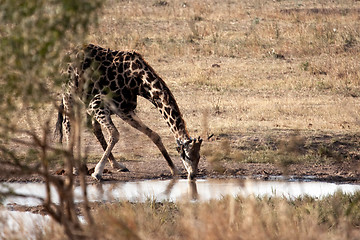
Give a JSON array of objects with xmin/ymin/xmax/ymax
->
[{"xmin": 192, "ymin": 137, "xmax": 202, "ymax": 147}]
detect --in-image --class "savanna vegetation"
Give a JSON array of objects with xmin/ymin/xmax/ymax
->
[{"xmin": 1, "ymin": 0, "xmax": 360, "ymax": 239}]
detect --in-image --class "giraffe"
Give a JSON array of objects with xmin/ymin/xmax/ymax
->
[{"xmin": 56, "ymin": 44, "xmax": 202, "ymax": 180}]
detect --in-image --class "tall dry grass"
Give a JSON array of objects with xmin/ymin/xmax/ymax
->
[{"xmin": 36, "ymin": 192, "xmax": 360, "ymax": 240}]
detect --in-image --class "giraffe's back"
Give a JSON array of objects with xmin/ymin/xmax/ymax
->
[{"xmin": 69, "ymin": 44, "xmax": 145, "ymax": 112}]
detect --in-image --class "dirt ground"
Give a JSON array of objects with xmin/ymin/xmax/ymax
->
[{"xmin": 2, "ymin": 130, "xmax": 360, "ymax": 184}]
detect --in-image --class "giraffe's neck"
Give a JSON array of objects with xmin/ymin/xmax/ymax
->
[{"xmin": 138, "ymin": 58, "xmax": 190, "ymax": 143}]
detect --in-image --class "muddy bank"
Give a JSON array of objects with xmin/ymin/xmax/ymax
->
[{"xmin": 1, "ymin": 159, "xmax": 359, "ymax": 184}]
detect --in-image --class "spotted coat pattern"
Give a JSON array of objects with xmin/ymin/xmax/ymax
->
[{"xmin": 59, "ymin": 44, "xmax": 201, "ymax": 180}]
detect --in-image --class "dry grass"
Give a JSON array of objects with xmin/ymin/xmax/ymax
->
[
  {"xmin": 10, "ymin": 0, "xmax": 360, "ymax": 162},
  {"xmin": 82, "ymin": 0, "xmax": 360, "ymax": 137},
  {"xmin": 36, "ymin": 192, "xmax": 360, "ymax": 240},
  {"xmin": 4, "ymin": 192, "xmax": 360, "ymax": 240}
]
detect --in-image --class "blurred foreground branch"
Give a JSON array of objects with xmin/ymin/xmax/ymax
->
[
  {"xmin": 0, "ymin": 109, "xmax": 95, "ymax": 239},
  {"xmin": 0, "ymin": 0, "xmax": 103, "ymax": 239}
]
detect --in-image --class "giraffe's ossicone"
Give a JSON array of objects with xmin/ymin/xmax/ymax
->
[{"xmin": 56, "ymin": 44, "xmax": 202, "ymax": 180}]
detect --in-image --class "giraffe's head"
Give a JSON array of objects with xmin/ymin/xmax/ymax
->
[{"xmin": 177, "ymin": 137, "xmax": 202, "ymax": 180}]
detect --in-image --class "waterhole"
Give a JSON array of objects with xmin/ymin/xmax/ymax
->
[{"xmin": 2, "ymin": 177, "xmax": 360, "ymax": 206}]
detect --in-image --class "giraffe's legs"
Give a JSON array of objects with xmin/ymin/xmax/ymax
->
[
  {"xmin": 61, "ymin": 94, "xmax": 79, "ymax": 175},
  {"xmin": 91, "ymin": 118, "xmax": 129, "ymax": 172},
  {"xmin": 120, "ymin": 111, "xmax": 180, "ymax": 176},
  {"xmin": 91, "ymin": 113, "xmax": 119, "ymax": 180},
  {"xmin": 87, "ymin": 96, "xmax": 120, "ymax": 180}
]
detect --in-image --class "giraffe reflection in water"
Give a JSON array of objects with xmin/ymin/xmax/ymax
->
[{"xmin": 164, "ymin": 179, "xmax": 199, "ymax": 201}]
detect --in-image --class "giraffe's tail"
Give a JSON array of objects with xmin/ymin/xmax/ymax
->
[{"xmin": 54, "ymin": 99, "xmax": 64, "ymax": 144}]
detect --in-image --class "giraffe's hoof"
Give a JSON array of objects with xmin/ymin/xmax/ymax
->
[
  {"xmin": 73, "ymin": 168, "xmax": 79, "ymax": 176},
  {"xmin": 91, "ymin": 173, "xmax": 102, "ymax": 181},
  {"xmin": 118, "ymin": 167, "xmax": 130, "ymax": 172},
  {"xmin": 111, "ymin": 161, "xmax": 129, "ymax": 172},
  {"xmin": 171, "ymin": 168, "xmax": 181, "ymax": 177}
]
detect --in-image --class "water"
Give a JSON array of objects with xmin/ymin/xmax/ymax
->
[{"xmin": 2, "ymin": 178, "xmax": 360, "ymax": 206}]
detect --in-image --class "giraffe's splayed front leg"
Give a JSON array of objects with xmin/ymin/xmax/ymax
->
[
  {"xmin": 91, "ymin": 116, "xmax": 129, "ymax": 173},
  {"xmin": 89, "ymin": 109, "xmax": 120, "ymax": 181}
]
